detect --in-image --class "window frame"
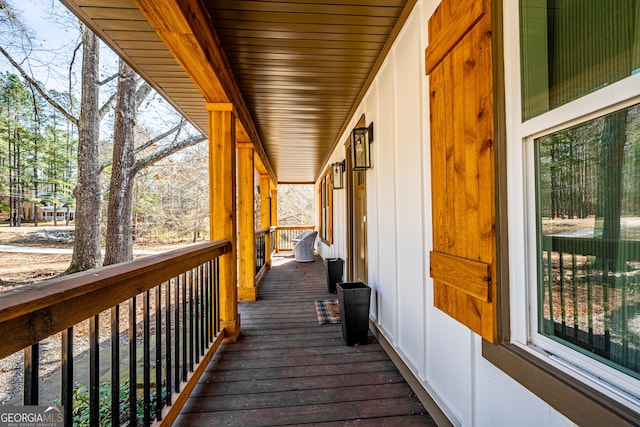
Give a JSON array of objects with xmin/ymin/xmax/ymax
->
[
  {"xmin": 524, "ymin": 103, "xmax": 640, "ymax": 403},
  {"xmin": 483, "ymin": 1, "xmax": 640, "ymax": 425}
]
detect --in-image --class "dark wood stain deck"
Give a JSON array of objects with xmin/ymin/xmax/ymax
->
[{"xmin": 175, "ymin": 255, "xmax": 436, "ymax": 426}]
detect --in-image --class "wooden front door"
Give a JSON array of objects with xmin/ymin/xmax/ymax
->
[
  {"xmin": 346, "ymin": 119, "xmax": 368, "ymax": 284},
  {"xmin": 352, "ymin": 168, "xmax": 368, "ymax": 283},
  {"xmin": 425, "ymin": 0, "xmax": 498, "ymax": 343}
]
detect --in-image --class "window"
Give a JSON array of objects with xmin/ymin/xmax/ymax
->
[
  {"xmin": 535, "ymin": 104, "xmax": 640, "ymax": 378},
  {"xmin": 518, "ymin": 0, "xmax": 640, "ymax": 408},
  {"xmin": 521, "ymin": 0, "xmax": 640, "ymax": 120}
]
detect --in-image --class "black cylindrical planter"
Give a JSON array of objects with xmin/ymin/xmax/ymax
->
[
  {"xmin": 337, "ymin": 282, "xmax": 371, "ymax": 346},
  {"xmin": 325, "ymin": 258, "xmax": 344, "ymax": 293}
]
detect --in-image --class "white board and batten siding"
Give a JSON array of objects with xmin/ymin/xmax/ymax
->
[{"xmin": 317, "ymin": 1, "xmax": 576, "ymax": 426}]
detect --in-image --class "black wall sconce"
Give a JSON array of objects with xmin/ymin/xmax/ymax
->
[
  {"xmin": 331, "ymin": 160, "xmax": 345, "ymax": 189},
  {"xmin": 351, "ymin": 122, "xmax": 373, "ymax": 170}
]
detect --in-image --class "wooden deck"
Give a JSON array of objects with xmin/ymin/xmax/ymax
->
[{"xmin": 174, "ymin": 255, "xmax": 437, "ymax": 426}]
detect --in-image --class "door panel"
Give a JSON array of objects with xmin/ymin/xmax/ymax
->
[
  {"xmin": 353, "ymin": 169, "xmax": 367, "ymax": 283},
  {"xmin": 346, "ymin": 116, "xmax": 368, "ymax": 284}
]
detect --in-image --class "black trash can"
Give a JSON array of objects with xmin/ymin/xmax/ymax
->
[
  {"xmin": 325, "ymin": 258, "xmax": 344, "ymax": 293},
  {"xmin": 337, "ymin": 282, "xmax": 371, "ymax": 346}
]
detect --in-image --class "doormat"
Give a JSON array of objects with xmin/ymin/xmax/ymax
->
[{"xmin": 314, "ymin": 299, "xmax": 341, "ymax": 324}]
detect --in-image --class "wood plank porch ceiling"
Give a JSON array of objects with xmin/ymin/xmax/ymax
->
[{"xmin": 60, "ymin": 0, "xmax": 414, "ymax": 183}]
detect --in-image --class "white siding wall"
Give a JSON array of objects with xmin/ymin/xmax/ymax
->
[{"xmin": 317, "ymin": 1, "xmax": 575, "ymax": 425}]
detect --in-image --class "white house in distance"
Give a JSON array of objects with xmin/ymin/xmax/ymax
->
[
  {"xmin": 54, "ymin": 0, "xmax": 640, "ymax": 425},
  {"xmin": 20, "ymin": 191, "xmax": 75, "ymax": 223}
]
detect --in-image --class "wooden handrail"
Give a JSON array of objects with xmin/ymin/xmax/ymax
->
[
  {"xmin": 543, "ymin": 235, "xmax": 640, "ymax": 261},
  {"xmin": 272, "ymin": 225, "xmax": 314, "ymax": 231},
  {"xmin": 271, "ymin": 225, "xmax": 314, "ymax": 253},
  {"xmin": 0, "ymin": 240, "xmax": 231, "ymax": 359}
]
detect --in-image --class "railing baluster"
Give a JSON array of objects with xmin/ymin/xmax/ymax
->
[
  {"xmin": 89, "ymin": 315, "xmax": 99, "ymax": 426},
  {"xmin": 189, "ymin": 270, "xmax": 194, "ymax": 372},
  {"xmin": 572, "ymin": 254, "xmax": 578, "ymax": 340},
  {"xmin": 128, "ymin": 297, "xmax": 137, "ymax": 427},
  {"xmin": 206, "ymin": 261, "xmax": 212, "ymax": 343},
  {"xmin": 270, "ymin": 228, "xmax": 275, "ymax": 254},
  {"xmin": 547, "ymin": 248, "xmax": 554, "ymax": 330},
  {"xmin": 622, "ymin": 274, "xmax": 629, "ymax": 360},
  {"xmin": 271, "ymin": 226, "xmax": 313, "ymax": 253},
  {"xmin": 61, "ymin": 328, "xmax": 73, "ymax": 427},
  {"xmin": 194, "ymin": 268, "xmax": 200, "ymax": 360},
  {"xmin": 203, "ymin": 263, "xmax": 209, "ymax": 344},
  {"xmin": 603, "ymin": 265, "xmax": 611, "ymax": 355},
  {"xmin": 143, "ymin": 290, "xmax": 151, "ymax": 425},
  {"xmin": 165, "ymin": 279, "xmax": 172, "ymax": 406},
  {"xmin": 199, "ymin": 265, "xmax": 205, "ymax": 355},
  {"xmin": 111, "ymin": 305, "xmax": 120, "ymax": 427},
  {"xmin": 586, "ymin": 262, "xmax": 594, "ymax": 346},
  {"xmin": 181, "ymin": 272, "xmax": 187, "ymax": 382},
  {"xmin": 0, "ymin": 241, "xmax": 230, "ymax": 427},
  {"xmin": 559, "ymin": 252, "xmax": 566, "ymax": 334},
  {"xmin": 175, "ymin": 275, "xmax": 181, "ymax": 390},
  {"xmin": 155, "ymin": 284, "xmax": 163, "ymax": 421},
  {"xmin": 24, "ymin": 343, "xmax": 39, "ymax": 405},
  {"xmin": 214, "ymin": 258, "xmax": 220, "ymax": 333}
]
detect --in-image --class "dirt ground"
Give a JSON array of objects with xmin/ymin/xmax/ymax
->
[
  {"xmin": 0, "ymin": 224, "xmax": 193, "ymax": 404},
  {"xmin": 0, "ymin": 226, "xmax": 72, "ymax": 288},
  {"xmin": 0, "ymin": 224, "xmax": 190, "ymax": 290}
]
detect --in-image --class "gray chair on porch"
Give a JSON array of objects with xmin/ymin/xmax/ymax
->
[
  {"xmin": 294, "ymin": 231, "xmax": 317, "ymax": 262},
  {"xmin": 291, "ymin": 229, "xmax": 313, "ymax": 246}
]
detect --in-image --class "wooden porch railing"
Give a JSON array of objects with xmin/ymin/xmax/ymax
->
[
  {"xmin": 541, "ymin": 235, "xmax": 640, "ymax": 372},
  {"xmin": 0, "ymin": 240, "xmax": 231, "ymax": 426},
  {"xmin": 272, "ymin": 225, "xmax": 314, "ymax": 253},
  {"xmin": 255, "ymin": 228, "xmax": 268, "ymax": 275}
]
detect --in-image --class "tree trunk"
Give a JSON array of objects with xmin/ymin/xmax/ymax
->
[
  {"xmin": 595, "ymin": 110, "xmax": 628, "ymax": 271},
  {"xmin": 68, "ymin": 26, "xmax": 102, "ymax": 272},
  {"xmin": 15, "ymin": 131, "xmax": 21, "ymax": 227},
  {"xmin": 103, "ymin": 60, "xmax": 137, "ymax": 266}
]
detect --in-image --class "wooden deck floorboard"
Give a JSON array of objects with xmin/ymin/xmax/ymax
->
[{"xmin": 174, "ymin": 255, "xmax": 436, "ymax": 426}]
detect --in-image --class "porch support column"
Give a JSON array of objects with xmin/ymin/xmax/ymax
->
[
  {"xmin": 260, "ymin": 174, "xmax": 272, "ymax": 267},
  {"xmin": 237, "ymin": 142, "xmax": 257, "ymax": 302},
  {"xmin": 270, "ymin": 186, "xmax": 278, "ymax": 252},
  {"xmin": 270, "ymin": 186, "xmax": 278, "ymax": 226},
  {"xmin": 207, "ymin": 103, "xmax": 239, "ymax": 342}
]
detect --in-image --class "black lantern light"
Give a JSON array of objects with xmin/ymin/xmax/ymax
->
[
  {"xmin": 331, "ymin": 160, "xmax": 345, "ymax": 189},
  {"xmin": 351, "ymin": 123, "xmax": 373, "ymax": 170}
]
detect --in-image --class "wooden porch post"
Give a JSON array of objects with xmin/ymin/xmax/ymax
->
[
  {"xmin": 260, "ymin": 174, "xmax": 272, "ymax": 267},
  {"xmin": 270, "ymin": 186, "xmax": 278, "ymax": 226},
  {"xmin": 207, "ymin": 103, "xmax": 240, "ymax": 342},
  {"xmin": 237, "ymin": 142, "xmax": 257, "ymax": 302},
  {"xmin": 271, "ymin": 186, "xmax": 278, "ymax": 252}
]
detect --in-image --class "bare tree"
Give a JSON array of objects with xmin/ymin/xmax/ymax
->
[
  {"xmin": 103, "ymin": 60, "xmax": 205, "ymax": 265},
  {"xmin": 1, "ymin": 3, "xmax": 206, "ymax": 269},
  {"xmin": 277, "ymin": 184, "xmax": 314, "ymax": 225},
  {"xmin": 0, "ymin": 16, "xmax": 114, "ymax": 271},
  {"xmin": 69, "ymin": 25, "xmax": 102, "ymax": 271}
]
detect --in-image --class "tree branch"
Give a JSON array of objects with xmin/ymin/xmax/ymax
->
[
  {"xmin": 0, "ymin": 44, "xmax": 78, "ymax": 125},
  {"xmin": 134, "ymin": 119, "xmax": 186, "ymax": 154},
  {"xmin": 98, "ymin": 72, "xmax": 118, "ymax": 86},
  {"xmin": 99, "ymin": 120, "xmax": 191, "ymax": 174},
  {"xmin": 133, "ymin": 133, "xmax": 206, "ymax": 175},
  {"xmin": 68, "ymin": 41, "xmax": 81, "ymax": 114},
  {"xmin": 99, "ymin": 92, "xmax": 116, "ymax": 120},
  {"xmin": 135, "ymin": 81, "xmax": 152, "ymax": 110}
]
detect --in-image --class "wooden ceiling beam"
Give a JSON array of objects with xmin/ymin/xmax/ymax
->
[{"xmin": 132, "ymin": 0, "xmax": 277, "ymax": 184}]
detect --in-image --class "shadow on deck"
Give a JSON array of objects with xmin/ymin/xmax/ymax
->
[{"xmin": 175, "ymin": 255, "xmax": 436, "ymax": 426}]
